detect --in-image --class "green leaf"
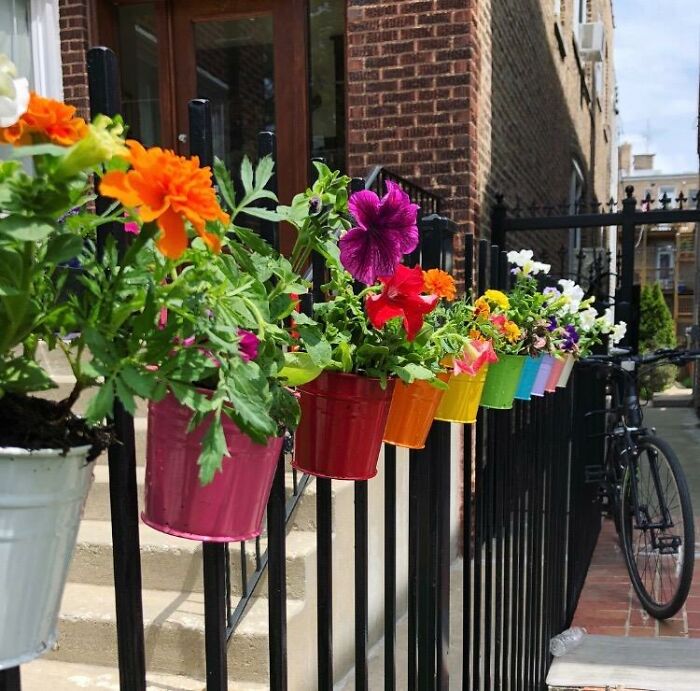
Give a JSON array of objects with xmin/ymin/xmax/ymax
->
[
  {"xmin": 231, "ymin": 224, "xmax": 273, "ymax": 256},
  {"xmin": 120, "ymin": 365, "xmax": 156, "ymax": 398},
  {"xmin": 395, "ymin": 363, "xmax": 434, "ymax": 383},
  {"xmin": 0, "ymin": 357, "xmax": 56, "ymax": 393},
  {"xmin": 10, "ymin": 143, "xmax": 69, "ymax": 159},
  {"xmin": 114, "ymin": 376, "xmax": 136, "ymax": 416},
  {"xmin": 280, "ymin": 352, "xmax": 323, "ymax": 386},
  {"xmin": 45, "ymin": 234, "xmax": 84, "ymax": 264},
  {"xmin": 198, "ymin": 415, "xmax": 229, "ymax": 485},
  {"xmin": 240, "ymin": 156, "xmax": 254, "ymax": 194},
  {"xmin": 0, "ymin": 216, "xmax": 54, "ymax": 241},
  {"xmin": 85, "ymin": 379, "xmax": 115, "ymax": 422},
  {"xmin": 296, "ymin": 324, "xmax": 332, "ymax": 368},
  {"xmin": 213, "ymin": 157, "xmax": 236, "ymax": 212}
]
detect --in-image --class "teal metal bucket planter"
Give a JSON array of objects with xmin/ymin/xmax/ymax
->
[{"xmin": 514, "ymin": 356, "xmax": 542, "ymax": 401}]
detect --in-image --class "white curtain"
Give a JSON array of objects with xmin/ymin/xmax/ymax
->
[{"xmin": 0, "ymin": 0, "xmax": 33, "ymax": 82}]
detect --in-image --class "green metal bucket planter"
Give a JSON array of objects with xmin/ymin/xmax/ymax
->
[{"xmin": 480, "ymin": 354, "xmax": 526, "ymax": 410}]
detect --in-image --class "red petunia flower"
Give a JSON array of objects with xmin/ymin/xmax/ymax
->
[{"xmin": 365, "ymin": 264, "xmax": 439, "ymax": 341}]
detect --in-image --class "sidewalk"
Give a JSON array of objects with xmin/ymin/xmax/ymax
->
[
  {"xmin": 571, "ymin": 405, "xmax": 700, "ymax": 639},
  {"xmin": 549, "ymin": 404, "xmax": 700, "ymax": 690}
]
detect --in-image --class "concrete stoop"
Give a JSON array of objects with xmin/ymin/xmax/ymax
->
[{"xmin": 21, "ymin": 361, "xmax": 366, "ymax": 689}]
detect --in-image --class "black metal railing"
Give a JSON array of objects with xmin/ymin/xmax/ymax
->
[{"xmin": 366, "ymin": 164, "xmax": 442, "ymax": 216}]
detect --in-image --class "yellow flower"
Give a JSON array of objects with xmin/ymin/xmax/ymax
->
[
  {"xmin": 483, "ymin": 289, "xmax": 510, "ymax": 309},
  {"xmin": 504, "ymin": 320, "xmax": 521, "ymax": 343},
  {"xmin": 474, "ymin": 297, "xmax": 490, "ymax": 318}
]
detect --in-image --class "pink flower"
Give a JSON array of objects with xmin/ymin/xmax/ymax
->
[
  {"xmin": 124, "ymin": 221, "xmax": 140, "ymax": 235},
  {"xmin": 453, "ymin": 339, "xmax": 498, "ymax": 376},
  {"xmin": 533, "ymin": 335, "xmax": 547, "ymax": 350},
  {"xmin": 490, "ymin": 314, "xmax": 506, "ymax": 331},
  {"xmin": 238, "ymin": 329, "xmax": 259, "ymax": 362},
  {"xmin": 339, "ymin": 181, "xmax": 420, "ymax": 285}
]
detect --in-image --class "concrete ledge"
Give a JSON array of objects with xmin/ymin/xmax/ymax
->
[{"xmin": 546, "ymin": 634, "xmax": 700, "ymax": 690}]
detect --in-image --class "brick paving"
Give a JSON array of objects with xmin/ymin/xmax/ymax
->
[{"xmin": 570, "ymin": 406, "xmax": 700, "ymax": 641}]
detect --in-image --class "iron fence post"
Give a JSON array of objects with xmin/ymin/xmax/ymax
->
[
  {"xmin": 188, "ymin": 99, "xmax": 229, "ymax": 691},
  {"xmin": 619, "ymin": 186, "xmax": 637, "ymax": 350},
  {"xmin": 258, "ymin": 130, "xmax": 289, "ymax": 691},
  {"xmin": 87, "ymin": 46, "xmax": 147, "ymax": 691},
  {"xmin": 0, "ymin": 668, "xmax": 20, "ymax": 691}
]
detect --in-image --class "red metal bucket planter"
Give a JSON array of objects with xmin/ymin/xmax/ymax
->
[
  {"xmin": 293, "ymin": 371, "xmax": 395, "ymax": 480},
  {"xmin": 143, "ymin": 393, "xmax": 283, "ymax": 542}
]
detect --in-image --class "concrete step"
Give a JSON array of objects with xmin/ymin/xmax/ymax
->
[
  {"xmin": 70, "ymin": 519, "xmax": 317, "ymax": 599},
  {"xmin": 48, "ymin": 583, "xmax": 308, "ymax": 684},
  {"xmin": 19, "ymin": 659, "xmax": 207, "ymax": 690},
  {"xmin": 85, "ymin": 461, "xmax": 352, "ymax": 534}
]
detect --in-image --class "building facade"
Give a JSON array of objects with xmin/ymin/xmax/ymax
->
[
  {"xmin": 618, "ymin": 145, "xmax": 699, "ymax": 341},
  {"xmin": 2, "ymin": 0, "xmax": 616, "ymax": 283}
]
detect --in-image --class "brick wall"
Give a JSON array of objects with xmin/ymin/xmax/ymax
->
[
  {"xmin": 58, "ymin": 0, "xmax": 91, "ymax": 118},
  {"xmin": 477, "ymin": 0, "xmax": 615, "ymax": 262},
  {"xmin": 345, "ymin": 0, "xmax": 481, "ymax": 284}
]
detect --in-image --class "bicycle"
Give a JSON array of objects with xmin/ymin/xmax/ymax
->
[{"xmin": 581, "ymin": 347, "xmax": 700, "ymax": 619}]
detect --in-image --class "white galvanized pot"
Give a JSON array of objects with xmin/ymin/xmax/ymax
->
[
  {"xmin": 556, "ymin": 353, "xmax": 576, "ymax": 388},
  {"xmin": 0, "ymin": 445, "xmax": 95, "ymax": 668}
]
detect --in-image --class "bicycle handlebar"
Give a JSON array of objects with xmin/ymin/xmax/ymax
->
[{"xmin": 581, "ymin": 348, "xmax": 700, "ymax": 369}]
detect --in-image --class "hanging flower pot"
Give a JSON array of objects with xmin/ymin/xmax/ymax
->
[
  {"xmin": 143, "ymin": 393, "xmax": 283, "ymax": 542},
  {"xmin": 480, "ymin": 355, "xmax": 526, "ymax": 410},
  {"xmin": 434, "ymin": 367, "xmax": 489, "ymax": 424},
  {"xmin": 545, "ymin": 356, "xmax": 567, "ymax": 393},
  {"xmin": 293, "ymin": 371, "xmax": 394, "ymax": 480},
  {"xmin": 514, "ymin": 356, "xmax": 543, "ymax": 401},
  {"xmin": 531, "ymin": 354, "xmax": 555, "ymax": 397},
  {"xmin": 384, "ymin": 377, "xmax": 447, "ymax": 449},
  {"xmin": 557, "ymin": 353, "xmax": 576, "ymax": 388},
  {"xmin": 0, "ymin": 445, "xmax": 94, "ymax": 668}
]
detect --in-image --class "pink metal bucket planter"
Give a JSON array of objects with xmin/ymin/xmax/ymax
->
[
  {"xmin": 530, "ymin": 354, "xmax": 554, "ymax": 397},
  {"xmin": 545, "ymin": 356, "xmax": 567, "ymax": 393},
  {"xmin": 143, "ymin": 393, "xmax": 283, "ymax": 542}
]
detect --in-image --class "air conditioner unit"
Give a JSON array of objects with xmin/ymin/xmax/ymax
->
[{"xmin": 578, "ymin": 22, "xmax": 605, "ymax": 62}]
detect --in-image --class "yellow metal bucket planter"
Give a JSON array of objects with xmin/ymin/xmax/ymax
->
[{"xmin": 434, "ymin": 365, "xmax": 489, "ymax": 424}]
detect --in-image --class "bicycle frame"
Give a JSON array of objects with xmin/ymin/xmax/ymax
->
[{"xmin": 604, "ymin": 366, "xmax": 675, "ymax": 537}]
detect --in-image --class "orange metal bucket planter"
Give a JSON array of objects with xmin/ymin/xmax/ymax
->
[
  {"xmin": 383, "ymin": 378, "xmax": 446, "ymax": 449},
  {"xmin": 434, "ymin": 366, "xmax": 489, "ymax": 424}
]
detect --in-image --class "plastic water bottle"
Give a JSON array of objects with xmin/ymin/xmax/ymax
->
[{"xmin": 549, "ymin": 627, "xmax": 586, "ymax": 657}]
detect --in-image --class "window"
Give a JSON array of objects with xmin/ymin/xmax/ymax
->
[
  {"xmin": 568, "ymin": 160, "xmax": 585, "ymax": 273},
  {"xmin": 572, "ymin": 0, "xmax": 586, "ymax": 41},
  {"xmin": 656, "ymin": 246, "xmax": 675, "ymax": 290},
  {"xmin": 0, "ymin": 0, "xmax": 63, "ymax": 97},
  {"xmin": 687, "ymin": 189, "xmax": 698, "ymax": 208}
]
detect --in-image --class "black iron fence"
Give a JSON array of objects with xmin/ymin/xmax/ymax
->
[{"xmin": 0, "ymin": 45, "xmax": 628, "ymax": 691}]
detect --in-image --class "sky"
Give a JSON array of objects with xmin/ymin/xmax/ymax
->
[{"xmin": 614, "ymin": 0, "xmax": 699, "ymax": 173}]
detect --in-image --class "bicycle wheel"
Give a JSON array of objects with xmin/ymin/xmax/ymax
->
[{"xmin": 619, "ymin": 435, "xmax": 695, "ymax": 619}]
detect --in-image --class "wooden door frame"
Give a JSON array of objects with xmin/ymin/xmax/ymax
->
[{"xmin": 91, "ymin": 0, "xmax": 310, "ymax": 253}]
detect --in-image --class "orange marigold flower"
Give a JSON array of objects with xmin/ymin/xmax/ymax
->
[
  {"xmin": 469, "ymin": 328, "xmax": 485, "ymax": 342},
  {"xmin": 474, "ymin": 297, "xmax": 490, "ymax": 319},
  {"xmin": 0, "ymin": 92, "xmax": 88, "ymax": 146},
  {"xmin": 423, "ymin": 269, "xmax": 457, "ymax": 301},
  {"xmin": 99, "ymin": 140, "xmax": 229, "ymax": 259}
]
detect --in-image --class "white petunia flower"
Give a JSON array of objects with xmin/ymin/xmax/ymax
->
[
  {"xmin": 579, "ymin": 307, "xmax": 598, "ymax": 331},
  {"xmin": 557, "ymin": 279, "xmax": 585, "ymax": 315},
  {"xmin": 508, "ymin": 249, "xmax": 550, "ymax": 277},
  {"xmin": 611, "ymin": 321, "xmax": 627, "ymax": 344},
  {"xmin": 0, "ymin": 54, "xmax": 30, "ymax": 128}
]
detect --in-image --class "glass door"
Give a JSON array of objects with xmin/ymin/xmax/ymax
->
[{"xmin": 173, "ymin": 0, "xmax": 309, "ymax": 253}]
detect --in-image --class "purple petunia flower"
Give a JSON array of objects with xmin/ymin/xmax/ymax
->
[
  {"xmin": 547, "ymin": 316, "xmax": 558, "ymax": 332},
  {"xmin": 339, "ymin": 180, "xmax": 420, "ymax": 285},
  {"xmin": 562, "ymin": 325, "xmax": 579, "ymax": 351},
  {"xmin": 238, "ymin": 329, "xmax": 259, "ymax": 362}
]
